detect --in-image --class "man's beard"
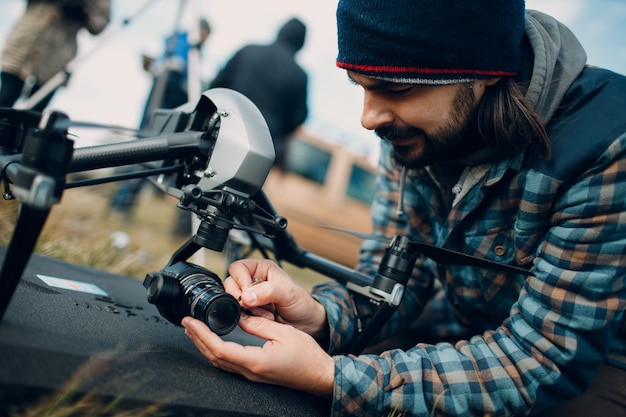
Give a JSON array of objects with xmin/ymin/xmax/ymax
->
[{"xmin": 375, "ymin": 84, "xmax": 482, "ymax": 169}]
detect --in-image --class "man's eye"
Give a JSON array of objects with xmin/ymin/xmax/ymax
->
[{"xmin": 387, "ymin": 85, "xmax": 413, "ymax": 95}]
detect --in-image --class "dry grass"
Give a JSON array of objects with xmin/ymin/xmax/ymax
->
[
  {"xmin": 0, "ymin": 179, "xmax": 330, "ymax": 290},
  {"xmin": 5, "ymin": 349, "xmax": 170, "ymax": 417},
  {"xmin": 1, "ymin": 182, "xmax": 194, "ymax": 279}
]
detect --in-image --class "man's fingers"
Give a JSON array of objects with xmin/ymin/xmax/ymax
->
[
  {"xmin": 182, "ymin": 317, "xmax": 223, "ymax": 356},
  {"xmin": 183, "ymin": 317, "xmax": 252, "ymax": 368},
  {"xmin": 223, "ymin": 276, "xmax": 243, "ymax": 299},
  {"xmin": 241, "ymin": 280, "xmax": 292, "ymax": 309},
  {"xmin": 182, "ymin": 316, "xmax": 276, "ymax": 377}
]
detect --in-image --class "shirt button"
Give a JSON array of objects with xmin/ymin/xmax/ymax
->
[{"xmin": 493, "ymin": 245, "xmax": 506, "ymax": 256}]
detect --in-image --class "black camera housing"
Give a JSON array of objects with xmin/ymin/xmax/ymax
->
[{"xmin": 143, "ymin": 261, "xmax": 241, "ymax": 335}]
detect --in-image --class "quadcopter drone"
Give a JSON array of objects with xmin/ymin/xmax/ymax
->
[{"xmin": 0, "ymin": 88, "xmax": 531, "ymax": 354}]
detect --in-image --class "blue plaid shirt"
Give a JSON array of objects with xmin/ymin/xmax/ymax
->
[{"xmin": 313, "ymin": 66, "xmax": 626, "ymax": 416}]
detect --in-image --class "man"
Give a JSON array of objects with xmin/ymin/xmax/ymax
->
[
  {"xmin": 182, "ymin": 1, "xmax": 626, "ymax": 416},
  {"xmin": 209, "ymin": 17, "xmax": 308, "ymax": 172}
]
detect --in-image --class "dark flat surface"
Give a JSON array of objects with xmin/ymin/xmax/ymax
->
[{"xmin": 0, "ymin": 246, "xmax": 329, "ymax": 416}]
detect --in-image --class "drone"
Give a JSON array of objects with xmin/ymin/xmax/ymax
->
[{"xmin": 0, "ymin": 88, "xmax": 531, "ymax": 354}]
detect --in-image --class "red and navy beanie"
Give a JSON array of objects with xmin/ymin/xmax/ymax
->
[{"xmin": 336, "ymin": 0, "xmax": 526, "ymax": 85}]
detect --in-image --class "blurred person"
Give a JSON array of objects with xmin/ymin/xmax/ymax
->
[
  {"xmin": 138, "ymin": 17, "xmax": 211, "ymax": 129},
  {"xmin": 182, "ymin": 1, "xmax": 626, "ymax": 416},
  {"xmin": 110, "ymin": 18, "xmax": 211, "ymax": 229},
  {"xmin": 0, "ymin": 0, "xmax": 110, "ymax": 112},
  {"xmin": 209, "ymin": 17, "xmax": 308, "ymax": 172}
]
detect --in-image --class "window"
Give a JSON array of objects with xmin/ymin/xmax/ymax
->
[
  {"xmin": 346, "ymin": 164, "xmax": 376, "ymax": 205},
  {"xmin": 286, "ymin": 139, "xmax": 331, "ymax": 184}
]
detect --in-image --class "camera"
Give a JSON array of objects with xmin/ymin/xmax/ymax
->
[{"xmin": 143, "ymin": 261, "xmax": 241, "ymax": 335}]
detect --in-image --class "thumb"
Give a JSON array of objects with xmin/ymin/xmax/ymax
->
[
  {"xmin": 238, "ymin": 313, "xmax": 286, "ymax": 341},
  {"xmin": 241, "ymin": 280, "xmax": 302, "ymax": 311}
]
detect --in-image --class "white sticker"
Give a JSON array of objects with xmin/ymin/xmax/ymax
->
[{"xmin": 36, "ymin": 274, "xmax": 109, "ymax": 297}]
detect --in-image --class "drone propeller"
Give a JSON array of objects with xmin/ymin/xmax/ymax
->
[
  {"xmin": 52, "ymin": 118, "xmax": 138, "ymax": 134},
  {"xmin": 319, "ymin": 224, "xmax": 531, "ymax": 276}
]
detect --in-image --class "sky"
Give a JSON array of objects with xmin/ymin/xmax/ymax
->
[{"xmin": 0, "ymin": 0, "xmax": 625, "ymax": 157}]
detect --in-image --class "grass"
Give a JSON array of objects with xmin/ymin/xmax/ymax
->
[{"xmin": 4, "ymin": 350, "xmax": 170, "ymax": 417}]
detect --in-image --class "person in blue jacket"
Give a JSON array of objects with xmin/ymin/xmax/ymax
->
[
  {"xmin": 109, "ymin": 18, "xmax": 210, "ymax": 225},
  {"xmin": 182, "ymin": 1, "xmax": 626, "ymax": 416},
  {"xmin": 139, "ymin": 18, "xmax": 211, "ymax": 129}
]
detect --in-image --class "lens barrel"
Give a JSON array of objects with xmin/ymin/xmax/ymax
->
[
  {"xmin": 144, "ymin": 262, "xmax": 241, "ymax": 335},
  {"xmin": 182, "ymin": 272, "xmax": 241, "ymax": 335}
]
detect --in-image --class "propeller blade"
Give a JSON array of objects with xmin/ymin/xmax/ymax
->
[
  {"xmin": 318, "ymin": 224, "xmax": 531, "ymax": 276},
  {"xmin": 316, "ymin": 224, "xmax": 391, "ymax": 242},
  {"xmin": 53, "ymin": 119, "xmax": 137, "ymax": 133},
  {"xmin": 407, "ymin": 241, "xmax": 532, "ymax": 276}
]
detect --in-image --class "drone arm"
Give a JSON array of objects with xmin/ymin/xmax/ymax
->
[
  {"xmin": 249, "ymin": 189, "xmax": 373, "ymax": 287},
  {"xmin": 346, "ymin": 235, "xmax": 417, "ymax": 354},
  {"xmin": 68, "ymin": 130, "xmax": 209, "ymax": 173}
]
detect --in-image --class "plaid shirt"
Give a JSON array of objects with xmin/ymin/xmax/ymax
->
[{"xmin": 313, "ymin": 66, "xmax": 626, "ymax": 416}]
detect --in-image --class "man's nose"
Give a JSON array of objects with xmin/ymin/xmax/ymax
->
[{"xmin": 360, "ymin": 93, "xmax": 394, "ymax": 131}]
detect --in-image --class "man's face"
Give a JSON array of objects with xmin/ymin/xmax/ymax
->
[{"xmin": 349, "ymin": 72, "xmax": 497, "ymax": 169}]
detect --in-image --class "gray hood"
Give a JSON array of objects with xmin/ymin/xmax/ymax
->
[{"xmin": 524, "ymin": 10, "xmax": 587, "ymax": 124}]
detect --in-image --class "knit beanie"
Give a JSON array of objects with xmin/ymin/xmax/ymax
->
[{"xmin": 336, "ymin": 0, "xmax": 526, "ymax": 85}]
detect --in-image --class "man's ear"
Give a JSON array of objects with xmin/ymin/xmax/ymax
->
[{"xmin": 484, "ymin": 77, "xmax": 501, "ymax": 87}]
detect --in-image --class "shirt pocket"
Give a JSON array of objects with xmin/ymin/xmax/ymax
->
[{"xmin": 444, "ymin": 227, "xmax": 527, "ymax": 325}]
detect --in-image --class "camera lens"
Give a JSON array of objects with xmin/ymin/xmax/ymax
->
[
  {"xmin": 191, "ymin": 292, "xmax": 240, "ymax": 335},
  {"xmin": 144, "ymin": 262, "xmax": 241, "ymax": 335},
  {"xmin": 182, "ymin": 272, "xmax": 241, "ymax": 335}
]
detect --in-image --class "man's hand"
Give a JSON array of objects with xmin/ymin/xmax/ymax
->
[
  {"xmin": 224, "ymin": 259, "xmax": 329, "ymax": 340},
  {"xmin": 182, "ymin": 315, "xmax": 335, "ymax": 397}
]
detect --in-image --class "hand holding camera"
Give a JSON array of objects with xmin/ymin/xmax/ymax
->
[
  {"xmin": 181, "ymin": 298, "xmax": 334, "ymax": 397},
  {"xmin": 225, "ymin": 258, "xmax": 329, "ymax": 340}
]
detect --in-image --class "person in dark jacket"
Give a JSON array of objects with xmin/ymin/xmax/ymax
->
[
  {"xmin": 210, "ymin": 17, "xmax": 308, "ymax": 171},
  {"xmin": 183, "ymin": 2, "xmax": 626, "ymax": 417}
]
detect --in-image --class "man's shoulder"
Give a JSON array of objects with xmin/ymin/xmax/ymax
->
[{"xmin": 531, "ymin": 66, "xmax": 626, "ymax": 180}]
